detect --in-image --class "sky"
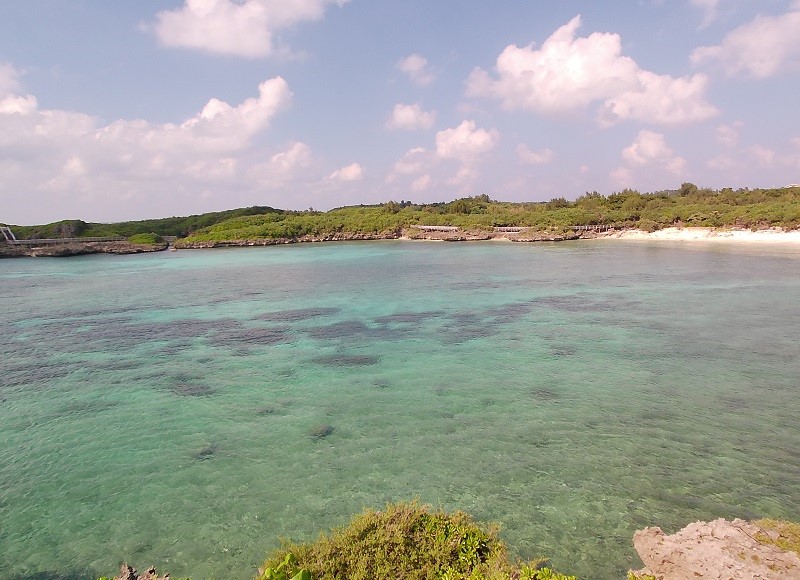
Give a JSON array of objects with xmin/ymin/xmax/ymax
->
[{"xmin": 1, "ymin": 1, "xmax": 800, "ymax": 224}]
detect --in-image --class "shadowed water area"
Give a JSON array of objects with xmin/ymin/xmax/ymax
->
[{"xmin": 1, "ymin": 241, "xmax": 799, "ymax": 579}]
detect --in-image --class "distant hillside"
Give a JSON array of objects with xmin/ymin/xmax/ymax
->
[
  {"xmin": 4, "ymin": 184, "xmax": 800, "ymax": 243},
  {"xmin": 5, "ymin": 206, "xmax": 282, "ymax": 240}
]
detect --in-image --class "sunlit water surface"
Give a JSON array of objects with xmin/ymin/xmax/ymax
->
[{"xmin": 1, "ymin": 241, "xmax": 799, "ymax": 579}]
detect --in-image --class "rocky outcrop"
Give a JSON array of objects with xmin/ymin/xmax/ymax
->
[
  {"xmin": 631, "ymin": 518, "xmax": 800, "ymax": 579},
  {"xmin": 0, "ymin": 241, "xmax": 167, "ymax": 258},
  {"xmin": 174, "ymin": 231, "xmax": 400, "ymax": 248},
  {"xmin": 114, "ymin": 563, "xmax": 170, "ymax": 580}
]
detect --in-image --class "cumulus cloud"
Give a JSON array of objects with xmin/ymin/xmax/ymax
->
[
  {"xmin": 397, "ymin": 54, "xmax": 434, "ymax": 86},
  {"xmin": 435, "ymin": 120, "xmax": 498, "ymax": 160},
  {"xmin": 612, "ymin": 130, "xmax": 686, "ymax": 185},
  {"xmin": 0, "ymin": 63, "xmax": 37, "ymax": 115},
  {"xmin": 622, "ymin": 130, "xmax": 686, "ymax": 173},
  {"xmin": 0, "ymin": 75, "xmax": 307, "ymax": 221},
  {"xmin": 517, "ymin": 144, "xmax": 554, "ymax": 165},
  {"xmin": 466, "ymin": 15, "xmax": 717, "ymax": 126},
  {"xmin": 327, "ymin": 162, "xmax": 364, "ymax": 182},
  {"xmin": 385, "ymin": 121, "xmax": 497, "ymax": 192},
  {"xmin": 691, "ymin": 6, "xmax": 800, "ymax": 78},
  {"xmin": 386, "ymin": 103, "xmax": 436, "ymax": 130},
  {"xmin": 152, "ymin": 0, "xmax": 348, "ymax": 58},
  {"xmin": 248, "ymin": 141, "xmax": 312, "ymax": 187}
]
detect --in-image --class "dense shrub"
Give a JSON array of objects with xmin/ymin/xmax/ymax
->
[{"xmin": 258, "ymin": 501, "xmax": 576, "ymax": 580}]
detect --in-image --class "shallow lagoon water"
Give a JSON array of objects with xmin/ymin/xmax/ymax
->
[{"xmin": 1, "ymin": 240, "xmax": 799, "ymax": 579}]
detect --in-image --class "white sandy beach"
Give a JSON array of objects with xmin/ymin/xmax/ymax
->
[{"xmin": 597, "ymin": 227, "xmax": 800, "ymax": 244}]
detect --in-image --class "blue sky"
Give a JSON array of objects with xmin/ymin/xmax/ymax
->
[{"xmin": 1, "ymin": 1, "xmax": 799, "ymax": 224}]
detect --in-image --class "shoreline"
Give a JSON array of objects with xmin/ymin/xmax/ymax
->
[
  {"xmin": 4, "ymin": 227, "xmax": 800, "ymax": 259},
  {"xmin": 595, "ymin": 226, "xmax": 800, "ymax": 244}
]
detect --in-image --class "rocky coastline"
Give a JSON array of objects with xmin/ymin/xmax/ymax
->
[
  {"xmin": 172, "ymin": 227, "xmax": 592, "ymax": 249},
  {"xmin": 0, "ymin": 240, "xmax": 168, "ymax": 258},
  {"xmin": 5, "ymin": 226, "xmax": 798, "ymax": 258}
]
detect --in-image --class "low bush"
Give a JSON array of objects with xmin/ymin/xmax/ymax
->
[{"xmin": 258, "ymin": 501, "xmax": 576, "ymax": 580}]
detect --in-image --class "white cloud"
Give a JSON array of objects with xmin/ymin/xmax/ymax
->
[
  {"xmin": 0, "ymin": 63, "xmax": 37, "ymax": 115},
  {"xmin": 610, "ymin": 166, "xmax": 634, "ymax": 186},
  {"xmin": 598, "ymin": 70, "xmax": 716, "ymax": 127},
  {"xmin": 435, "ymin": 120, "xmax": 498, "ymax": 160},
  {"xmin": 622, "ymin": 130, "xmax": 686, "ymax": 173},
  {"xmin": 613, "ymin": 130, "xmax": 686, "ymax": 184},
  {"xmin": 691, "ymin": 6, "xmax": 800, "ymax": 78},
  {"xmin": 750, "ymin": 145, "xmax": 777, "ymax": 167},
  {"xmin": 692, "ymin": 0, "xmax": 721, "ymax": 28},
  {"xmin": 466, "ymin": 15, "xmax": 717, "ymax": 126},
  {"xmin": 0, "ymin": 62, "xmax": 22, "ymax": 96},
  {"xmin": 0, "ymin": 76, "xmax": 301, "ymax": 221},
  {"xmin": 397, "ymin": 54, "xmax": 434, "ymax": 86},
  {"xmin": 386, "ymin": 103, "xmax": 436, "ymax": 130},
  {"xmin": 385, "ymin": 122, "xmax": 497, "ymax": 192},
  {"xmin": 152, "ymin": 0, "xmax": 348, "ymax": 58},
  {"xmin": 435, "ymin": 121, "xmax": 498, "ymax": 190},
  {"xmin": 517, "ymin": 144, "xmax": 554, "ymax": 165},
  {"xmin": 390, "ymin": 147, "xmax": 429, "ymax": 176},
  {"xmin": 248, "ymin": 141, "xmax": 312, "ymax": 187},
  {"xmin": 747, "ymin": 141, "xmax": 800, "ymax": 169},
  {"xmin": 327, "ymin": 162, "xmax": 364, "ymax": 182},
  {"xmin": 411, "ymin": 174, "xmax": 431, "ymax": 191},
  {"xmin": 715, "ymin": 121, "xmax": 743, "ymax": 147}
]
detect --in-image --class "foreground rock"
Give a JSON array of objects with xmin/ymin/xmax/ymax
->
[
  {"xmin": 113, "ymin": 563, "xmax": 170, "ymax": 580},
  {"xmin": 632, "ymin": 518, "xmax": 800, "ymax": 579},
  {"xmin": 0, "ymin": 241, "xmax": 167, "ymax": 258}
]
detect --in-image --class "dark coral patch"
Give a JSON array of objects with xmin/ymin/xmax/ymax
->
[
  {"xmin": 310, "ymin": 354, "xmax": 380, "ymax": 367},
  {"xmin": 258, "ymin": 307, "xmax": 339, "ymax": 322}
]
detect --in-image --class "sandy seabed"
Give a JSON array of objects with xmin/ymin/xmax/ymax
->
[{"xmin": 597, "ymin": 226, "xmax": 800, "ymax": 244}]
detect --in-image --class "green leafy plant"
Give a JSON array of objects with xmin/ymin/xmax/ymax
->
[{"xmin": 260, "ymin": 552, "xmax": 312, "ymax": 580}]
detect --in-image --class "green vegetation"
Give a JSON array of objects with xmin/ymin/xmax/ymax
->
[
  {"xmin": 180, "ymin": 185, "xmax": 800, "ymax": 242},
  {"xmin": 8, "ymin": 184, "xmax": 800, "ymax": 243},
  {"xmin": 8, "ymin": 206, "xmax": 281, "ymax": 239},
  {"xmin": 127, "ymin": 232, "xmax": 165, "ymax": 245},
  {"xmin": 260, "ymin": 553, "xmax": 311, "ymax": 580},
  {"xmin": 754, "ymin": 519, "xmax": 800, "ymax": 557},
  {"xmin": 258, "ymin": 501, "xmax": 576, "ymax": 580}
]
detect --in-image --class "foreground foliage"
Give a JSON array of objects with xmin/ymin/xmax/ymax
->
[{"xmin": 258, "ymin": 501, "xmax": 576, "ymax": 580}]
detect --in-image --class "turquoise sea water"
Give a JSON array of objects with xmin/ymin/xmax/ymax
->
[{"xmin": 1, "ymin": 240, "xmax": 799, "ymax": 579}]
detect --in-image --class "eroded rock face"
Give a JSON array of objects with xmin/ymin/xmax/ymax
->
[{"xmin": 632, "ymin": 518, "xmax": 800, "ymax": 579}]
